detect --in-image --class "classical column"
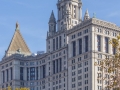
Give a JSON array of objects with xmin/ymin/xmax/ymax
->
[
  {"xmin": 109, "ymin": 38, "xmax": 112, "ymax": 54},
  {"xmin": 76, "ymin": 6, "xmax": 78, "ymax": 19},
  {"xmin": 9, "ymin": 69, "xmax": 11, "ymax": 81},
  {"xmin": 40, "ymin": 66, "xmax": 43, "ymax": 79},
  {"xmin": 38, "ymin": 67, "xmax": 40, "ymax": 80},
  {"xmin": 79, "ymin": 6, "xmax": 82, "ymax": 22},
  {"xmin": 72, "ymin": 5, "xmax": 74, "ymax": 18},
  {"xmin": 24, "ymin": 67, "xmax": 27, "ymax": 80},
  {"xmin": 5, "ymin": 70, "xmax": 6, "ymax": 82}
]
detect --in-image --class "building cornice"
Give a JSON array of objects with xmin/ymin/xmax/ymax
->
[{"xmin": 67, "ymin": 18, "xmax": 120, "ymax": 35}]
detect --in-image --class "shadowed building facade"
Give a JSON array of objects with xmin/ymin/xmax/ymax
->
[{"xmin": 0, "ymin": 0, "xmax": 120, "ymax": 90}]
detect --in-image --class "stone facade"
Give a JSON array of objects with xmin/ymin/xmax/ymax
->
[{"xmin": 0, "ymin": 0, "xmax": 120, "ymax": 90}]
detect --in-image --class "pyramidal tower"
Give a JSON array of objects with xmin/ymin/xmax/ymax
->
[{"xmin": 5, "ymin": 22, "xmax": 31, "ymax": 57}]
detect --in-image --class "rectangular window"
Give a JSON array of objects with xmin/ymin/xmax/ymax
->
[
  {"xmin": 59, "ymin": 58, "xmax": 62, "ymax": 72},
  {"xmin": 79, "ymin": 38, "xmax": 82, "ymax": 54},
  {"xmin": 59, "ymin": 36, "xmax": 62, "ymax": 48},
  {"xmin": 30, "ymin": 67, "xmax": 35, "ymax": 80},
  {"xmin": 73, "ymin": 41, "xmax": 76, "ymax": 57},
  {"xmin": 53, "ymin": 39, "xmax": 55, "ymax": 51},
  {"xmin": 10, "ymin": 67, "xmax": 13, "ymax": 80},
  {"xmin": 113, "ymin": 47, "xmax": 116, "ymax": 55},
  {"xmin": 56, "ymin": 37, "xmax": 58, "ymax": 50},
  {"xmin": 36, "ymin": 67, "xmax": 38, "ymax": 80},
  {"xmin": 105, "ymin": 37, "xmax": 109, "ymax": 53},
  {"xmin": 43, "ymin": 65, "xmax": 46, "ymax": 78},
  {"xmin": 20, "ymin": 67, "xmax": 24, "ymax": 80},
  {"xmin": 53, "ymin": 61, "xmax": 55, "ymax": 74},
  {"xmin": 56, "ymin": 59, "xmax": 58, "ymax": 73},
  {"xmin": 85, "ymin": 36, "xmax": 88, "ymax": 52},
  {"xmin": 97, "ymin": 35, "xmax": 101, "ymax": 51}
]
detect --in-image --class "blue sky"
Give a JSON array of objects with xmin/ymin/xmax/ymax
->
[{"xmin": 0, "ymin": 0, "xmax": 120, "ymax": 59}]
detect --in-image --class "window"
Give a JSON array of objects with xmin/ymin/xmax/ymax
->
[
  {"xmin": 30, "ymin": 62, "xmax": 34, "ymax": 65},
  {"xmin": 78, "ymin": 32, "xmax": 82, "ymax": 36},
  {"xmin": 20, "ymin": 67, "xmax": 24, "ymax": 80},
  {"xmin": 84, "ymin": 29, "xmax": 88, "ymax": 34},
  {"xmin": 20, "ymin": 62, "xmax": 24, "ymax": 65},
  {"xmin": 72, "ymin": 78, "xmax": 75, "ymax": 82},
  {"xmin": 72, "ymin": 59, "xmax": 75, "ymax": 64},
  {"xmin": 78, "ymin": 82, "xmax": 82, "ymax": 86},
  {"xmin": 78, "ymin": 57, "xmax": 81, "ymax": 61},
  {"xmin": 73, "ymin": 41, "xmax": 76, "ymax": 57},
  {"xmin": 30, "ymin": 67, "xmax": 35, "ymax": 80},
  {"xmin": 85, "ymin": 80, "xmax": 88, "ymax": 84},
  {"xmin": 85, "ymin": 86, "xmax": 88, "ymax": 90},
  {"xmin": 78, "ymin": 76, "xmax": 82, "ymax": 80},
  {"xmin": 72, "ymin": 84, "xmax": 76, "ymax": 88},
  {"xmin": 53, "ymin": 39, "xmax": 55, "ymax": 51},
  {"xmin": 85, "ymin": 67, "xmax": 88, "ymax": 72},
  {"xmin": 85, "ymin": 61, "xmax": 88, "ymax": 66},
  {"xmin": 85, "ymin": 73, "xmax": 88, "ymax": 78},
  {"xmin": 59, "ymin": 36, "xmax": 62, "ymax": 48},
  {"xmin": 78, "ymin": 69, "xmax": 82, "ymax": 74},
  {"xmin": 105, "ymin": 30, "xmax": 109, "ymax": 35},
  {"xmin": 53, "ymin": 61, "xmax": 55, "ymax": 74},
  {"xmin": 79, "ymin": 38, "xmax": 82, "ymax": 54},
  {"xmin": 60, "ymin": 58, "xmax": 62, "ymax": 72},
  {"xmin": 78, "ymin": 63, "xmax": 82, "ymax": 68},
  {"xmin": 84, "ymin": 54, "xmax": 88, "ymax": 59},
  {"xmin": 105, "ymin": 37, "xmax": 109, "ymax": 53},
  {"xmin": 72, "ymin": 72, "xmax": 76, "ymax": 76},
  {"xmin": 72, "ymin": 34, "xmax": 75, "ymax": 39},
  {"xmin": 10, "ymin": 67, "xmax": 13, "ymax": 80},
  {"xmin": 56, "ymin": 37, "xmax": 58, "ymax": 49},
  {"xmin": 85, "ymin": 36, "xmax": 88, "ymax": 52},
  {"xmin": 10, "ymin": 62, "xmax": 12, "ymax": 66},
  {"xmin": 97, "ymin": 28, "xmax": 102, "ymax": 33},
  {"xmin": 43, "ymin": 65, "xmax": 46, "ymax": 78},
  {"xmin": 72, "ymin": 65, "xmax": 76, "ymax": 70},
  {"xmin": 6, "ymin": 64, "xmax": 8, "ymax": 67},
  {"xmin": 97, "ymin": 35, "xmax": 101, "ymax": 51}
]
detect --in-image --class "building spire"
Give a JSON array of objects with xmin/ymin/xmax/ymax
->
[
  {"xmin": 48, "ymin": 10, "xmax": 56, "ymax": 36},
  {"xmin": 49, "ymin": 10, "xmax": 56, "ymax": 24},
  {"xmin": 84, "ymin": 9, "xmax": 90, "ymax": 21}
]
